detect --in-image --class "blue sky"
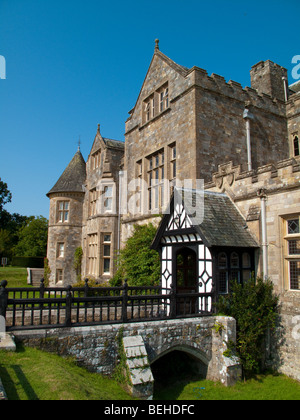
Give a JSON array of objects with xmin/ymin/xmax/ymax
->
[{"xmin": 0, "ymin": 0, "xmax": 299, "ymax": 218}]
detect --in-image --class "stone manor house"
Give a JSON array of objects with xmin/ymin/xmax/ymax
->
[{"xmin": 47, "ymin": 41, "xmax": 300, "ymax": 380}]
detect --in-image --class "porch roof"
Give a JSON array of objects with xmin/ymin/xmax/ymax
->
[{"xmin": 152, "ymin": 189, "xmax": 259, "ymax": 249}]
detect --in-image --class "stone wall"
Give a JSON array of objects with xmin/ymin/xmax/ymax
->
[
  {"xmin": 194, "ymin": 70, "xmax": 288, "ymax": 178},
  {"xmin": 287, "ymin": 90, "xmax": 300, "ymax": 155},
  {"xmin": 13, "ymin": 316, "xmax": 241, "ymax": 396},
  {"xmin": 123, "ymin": 52, "xmax": 289, "ymax": 243},
  {"xmin": 206, "ymin": 157, "xmax": 300, "ymax": 381},
  {"xmin": 274, "ymin": 292, "xmax": 300, "ymax": 381}
]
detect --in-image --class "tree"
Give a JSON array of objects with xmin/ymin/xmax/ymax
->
[
  {"xmin": 13, "ymin": 216, "xmax": 48, "ymax": 257},
  {"xmin": 216, "ymin": 276, "xmax": 279, "ymax": 377},
  {"xmin": 0, "ymin": 229, "xmax": 12, "ymax": 255},
  {"xmin": 0, "ymin": 180, "xmax": 30, "ymax": 260},
  {"xmin": 111, "ymin": 223, "xmax": 160, "ymax": 287},
  {"xmin": 0, "ymin": 178, "xmax": 12, "ymax": 213}
]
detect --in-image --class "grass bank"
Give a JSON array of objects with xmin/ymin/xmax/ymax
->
[
  {"xmin": 0, "ymin": 344, "xmax": 134, "ymax": 400},
  {"xmin": 0, "ymin": 344, "xmax": 299, "ymax": 400}
]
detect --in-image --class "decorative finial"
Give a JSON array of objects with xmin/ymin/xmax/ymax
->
[
  {"xmin": 78, "ymin": 136, "xmax": 81, "ymax": 151},
  {"xmin": 97, "ymin": 123, "xmax": 100, "ymax": 134},
  {"xmin": 155, "ymin": 39, "xmax": 159, "ymax": 51}
]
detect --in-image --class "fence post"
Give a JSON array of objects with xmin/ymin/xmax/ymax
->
[
  {"xmin": 40, "ymin": 278, "xmax": 45, "ymax": 297},
  {"xmin": 0, "ymin": 280, "xmax": 8, "ymax": 319},
  {"xmin": 170, "ymin": 283, "xmax": 176, "ymax": 318},
  {"xmin": 39, "ymin": 278, "xmax": 45, "ymax": 311},
  {"xmin": 122, "ymin": 279, "xmax": 128, "ymax": 323},
  {"xmin": 84, "ymin": 278, "xmax": 89, "ymax": 298},
  {"xmin": 65, "ymin": 285, "xmax": 72, "ymax": 327}
]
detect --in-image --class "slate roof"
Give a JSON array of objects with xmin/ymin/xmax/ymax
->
[
  {"xmin": 103, "ymin": 137, "xmax": 125, "ymax": 150},
  {"xmin": 152, "ymin": 189, "xmax": 259, "ymax": 249},
  {"xmin": 289, "ymin": 80, "xmax": 300, "ymax": 94},
  {"xmin": 47, "ymin": 150, "xmax": 86, "ymax": 196}
]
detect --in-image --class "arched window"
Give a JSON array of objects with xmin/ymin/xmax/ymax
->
[
  {"xmin": 218, "ymin": 252, "xmax": 227, "ymax": 269},
  {"xmin": 294, "ymin": 136, "xmax": 299, "ymax": 157}
]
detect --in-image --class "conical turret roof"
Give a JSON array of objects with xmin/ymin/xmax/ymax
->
[{"xmin": 47, "ymin": 150, "xmax": 86, "ymax": 196}]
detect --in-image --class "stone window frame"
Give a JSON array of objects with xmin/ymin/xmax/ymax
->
[
  {"xmin": 57, "ymin": 242, "xmax": 65, "ymax": 259},
  {"xmin": 56, "ymin": 269, "xmax": 64, "ymax": 284},
  {"xmin": 88, "ymin": 233, "xmax": 98, "ymax": 277},
  {"xmin": 147, "ymin": 148, "xmax": 165, "ymax": 212},
  {"xmin": 103, "ymin": 186, "xmax": 113, "ymax": 212},
  {"xmin": 283, "ymin": 215, "xmax": 300, "ymax": 291},
  {"xmin": 91, "ymin": 149, "xmax": 101, "ymax": 170},
  {"xmin": 142, "ymin": 82, "xmax": 169, "ymax": 125},
  {"xmin": 101, "ymin": 233, "xmax": 112, "ymax": 275},
  {"xmin": 158, "ymin": 83, "xmax": 169, "ymax": 112},
  {"xmin": 89, "ymin": 188, "xmax": 98, "ymax": 217},
  {"xmin": 57, "ymin": 201, "xmax": 70, "ymax": 223},
  {"xmin": 97, "ymin": 181, "xmax": 116, "ymax": 215}
]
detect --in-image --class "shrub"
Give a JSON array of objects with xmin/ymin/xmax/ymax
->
[
  {"xmin": 12, "ymin": 256, "xmax": 44, "ymax": 268},
  {"xmin": 216, "ymin": 276, "xmax": 279, "ymax": 377},
  {"xmin": 73, "ymin": 247, "xmax": 83, "ymax": 283},
  {"xmin": 111, "ymin": 223, "xmax": 160, "ymax": 287}
]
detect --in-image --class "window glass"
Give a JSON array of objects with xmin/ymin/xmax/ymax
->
[
  {"xmin": 288, "ymin": 219, "xmax": 299, "ymax": 234},
  {"xmin": 294, "ymin": 136, "xmax": 299, "ymax": 157},
  {"xmin": 218, "ymin": 253, "xmax": 227, "ymax": 269},
  {"xmin": 242, "ymin": 253, "xmax": 251, "ymax": 268},
  {"xmin": 290, "ymin": 261, "xmax": 300, "ymax": 290},
  {"xmin": 230, "ymin": 252, "xmax": 239, "ymax": 268}
]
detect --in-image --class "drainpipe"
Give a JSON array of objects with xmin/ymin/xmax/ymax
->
[
  {"xmin": 257, "ymin": 188, "xmax": 268, "ymax": 279},
  {"xmin": 243, "ymin": 108, "xmax": 254, "ymax": 172},
  {"xmin": 282, "ymin": 77, "xmax": 289, "ymax": 102},
  {"xmin": 117, "ymin": 170, "xmax": 125, "ymax": 252}
]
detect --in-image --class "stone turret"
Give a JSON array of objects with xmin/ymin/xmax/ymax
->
[{"xmin": 46, "ymin": 150, "xmax": 86, "ymax": 286}]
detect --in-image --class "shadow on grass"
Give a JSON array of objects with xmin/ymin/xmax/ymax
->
[
  {"xmin": 0, "ymin": 343, "xmax": 39, "ymax": 400},
  {"xmin": 0, "ymin": 364, "xmax": 39, "ymax": 400}
]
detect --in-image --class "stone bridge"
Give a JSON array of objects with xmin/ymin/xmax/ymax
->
[{"xmin": 11, "ymin": 315, "xmax": 241, "ymax": 399}]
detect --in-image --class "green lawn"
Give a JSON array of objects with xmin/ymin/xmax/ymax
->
[
  {"xmin": 154, "ymin": 374, "xmax": 300, "ymax": 400},
  {"xmin": 0, "ymin": 266, "xmax": 28, "ymax": 288}
]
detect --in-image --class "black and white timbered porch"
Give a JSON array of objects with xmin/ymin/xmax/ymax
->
[{"xmin": 151, "ymin": 189, "xmax": 259, "ymax": 316}]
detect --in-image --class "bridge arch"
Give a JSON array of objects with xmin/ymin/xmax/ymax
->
[
  {"xmin": 150, "ymin": 343, "xmax": 210, "ymax": 367},
  {"xmin": 150, "ymin": 343, "xmax": 210, "ymax": 384}
]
